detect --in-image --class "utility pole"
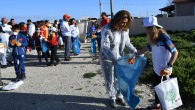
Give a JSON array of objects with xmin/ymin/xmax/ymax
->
[
  {"xmin": 110, "ymin": 0, "xmax": 114, "ymax": 18},
  {"xmin": 99, "ymin": 0, "xmax": 102, "ymax": 18}
]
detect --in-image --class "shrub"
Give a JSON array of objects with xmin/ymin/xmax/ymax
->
[{"xmin": 131, "ymin": 31, "xmax": 195, "ymax": 104}]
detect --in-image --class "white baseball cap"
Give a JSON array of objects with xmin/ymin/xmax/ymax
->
[
  {"xmin": 143, "ymin": 16, "xmax": 163, "ymax": 28},
  {"xmin": 50, "ymin": 27, "xmax": 57, "ymax": 32}
]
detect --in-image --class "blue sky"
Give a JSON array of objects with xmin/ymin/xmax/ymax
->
[{"xmin": 0, "ymin": 0, "xmax": 168, "ymax": 23}]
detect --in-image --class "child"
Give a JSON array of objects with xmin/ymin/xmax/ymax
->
[
  {"xmin": 137, "ymin": 16, "xmax": 178, "ymax": 109},
  {"xmin": 47, "ymin": 27, "xmax": 61, "ymax": 66},
  {"xmin": 9, "ymin": 24, "xmax": 28, "ymax": 81},
  {"xmin": 95, "ymin": 25, "xmax": 101, "ymax": 52},
  {"xmin": 33, "ymin": 26, "xmax": 42, "ymax": 63},
  {"xmin": 70, "ymin": 18, "xmax": 80, "ymax": 55}
]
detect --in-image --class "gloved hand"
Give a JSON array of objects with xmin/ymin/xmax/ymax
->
[
  {"xmin": 16, "ymin": 42, "xmax": 21, "ymax": 47},
  {"xmin": 160, "ymin": 65, "xmax": 172, "ymax": 76},
  {"xmin": 10, "ymin": 39, "xmax": 17, "ymax": 46},
  {"xmin": 128, "ymin": 57, "xmax": 135, "ymax": 64},
  {"xmin": 44, "ymin": 38, "xmax": 48, "ymax": 42}
]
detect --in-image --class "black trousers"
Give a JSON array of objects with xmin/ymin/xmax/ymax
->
[{"xmin": 50, "ymin": 45, "xmax": 60, "ymax": 64}]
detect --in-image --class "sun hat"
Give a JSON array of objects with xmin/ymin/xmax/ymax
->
[
  {"xmin": 143, "ymin": 16, "xmax": 163, "ymax": 28},
  {"xmin": 50, "ymin": 27, "xmax": 57, "ymax": 32},
  {"xmin": 63, "ymin": 14, "xmax": 71, "ymax": 19}
]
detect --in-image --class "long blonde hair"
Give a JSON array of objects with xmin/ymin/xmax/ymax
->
[{"xmin": 146, "ymin": 26, "xmax": 167, "ymax": 45}]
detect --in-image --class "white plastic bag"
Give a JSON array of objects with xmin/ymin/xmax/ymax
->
[
  {"xmin": 58, "ymin": 36, "xmax": 63, "ymax": 46},
  {"xmin": 154, "ymin": 76, "xmax": 182, "ymax": 110},
  {"xmin": 2, "ymin": 81, "xmax": 24, "ymax": 91}
]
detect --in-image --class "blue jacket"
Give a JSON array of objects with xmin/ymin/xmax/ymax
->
[{"xmin": 9, "ymin": 33, "xmax": 28, "ymax": 56}]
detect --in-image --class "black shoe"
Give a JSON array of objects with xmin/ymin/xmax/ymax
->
[
  {"xmin": 20, "ymin": 74, "xmax": 26, "ymax": 80},
  {"xmin": 14, "ymin": 75, "xmax": 21, "ymax": 82},
  {"xmin": 54, "ymin": 62, "xmax": 61, "ymax": 66},
  {"xmin": 7, "ymin": 61, "xmax": 13, "ymax": 66},
  {"xmin": 64, "ymin": 58, "xmax": 71, "ymax": 61},
  {"xmin": 1, "ymin": 65, "xmax": 7, "ymax": 69},
  {"xmin": 110, "ymin": 99, "xmax": 116, "ymax": 108},
  {"xmin": 38, "ymin": 59, "xmax": 42, "ymax": 63},
  {"xmin": 47, "ymin": 63, "xmax": 54, "ymax": 66},
  {"xmin": 116, "ymin": 97, "xmax": 126, "ymax": 106}
]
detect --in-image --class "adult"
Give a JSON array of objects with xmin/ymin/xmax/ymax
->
[
  {"xmin": 0, "ymin": 26, "xmax": 9, "ymax": 68},
  {"xmin": 100, "ymin": 10, "xmax": 137, "ymax": 108},
  {"xmin": 0, "ymin": 18, "xmax": 12, "ymax": 35},
  {"xmin": 0, "ymin": 18, "xmax": 13, "ymax": 66},
  {"xmin": 8, "ymin": 18, "xmax": 15, "ymax": 27},
  {"xmin": 27, "ymin": 19, "xmax": 36, "ymax": 50},
  {"xmin": 60, "ymin": 14, "xmax": 71, "ymax": 61},
  {"xmin": 100, "ymin": 12, "xmax": 110, "ymax": 28}
]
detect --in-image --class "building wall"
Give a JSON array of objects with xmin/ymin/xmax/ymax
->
[
  {"xmin": 175, "ymin": 2, "xmax": 195, "ymax": 16},
  {"xmin": 77, "ymin": 16, "xmax": 195, "ymax": 39},
  {"xmin": 129, "ymin": 16, "xmax": 195, "ymax": 35}
]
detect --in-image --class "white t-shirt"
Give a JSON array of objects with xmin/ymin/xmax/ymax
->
[
  {"xmin": 28, "ymin": 23, "xmax": 35, "ymax": 36},
  {"xmin": 0, "ymin": 24, "xmax": 12, "ymax": 35},
  {"xmin": 147, "ymin": 33, "xmax": 177, "ymax": 76},
  {"xmin": 70, "ymin": 25, "xmax": 79, "ymax": 38},
  {"xmin": 60, "ymin": 20, "xmax": 71, "ymax": 37}
]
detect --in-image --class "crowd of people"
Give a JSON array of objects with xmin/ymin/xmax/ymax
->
[
  {"xmin": 0, "ymin": 10, "xmax": 178, "ymax": 110},
  {"xmin": 0, "ymin": 14, "xmax": 81, "ymax": 81}
]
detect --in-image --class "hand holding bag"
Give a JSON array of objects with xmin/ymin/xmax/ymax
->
[{"xmin": 154, "ymin": 76, "xmax": 183, "ymax": 110}]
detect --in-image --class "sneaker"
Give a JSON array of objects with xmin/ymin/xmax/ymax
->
[
  {"xmin": 110, "ymin": 99, "xmax": 116, "ymax": 108},
  {"xmin": 54, "ymin": 62, "xmax": 61, "ymax": 66},
  {"xmin": 20, "ymin": 74, "xmax": 26, "ymax": 80},
  {"xmin": 116, "ymin": 97, "xmax": 126, "ymax": 106}
]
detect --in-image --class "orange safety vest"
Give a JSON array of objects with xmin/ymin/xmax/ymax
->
[{"xmin": 41, "ymin": 25, "xmax": 49, "ymax": 39}]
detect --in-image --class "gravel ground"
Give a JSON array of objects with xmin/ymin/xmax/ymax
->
[{"xmin": 0, "ymin": 43, "xmax": 185, "ymax": 110}]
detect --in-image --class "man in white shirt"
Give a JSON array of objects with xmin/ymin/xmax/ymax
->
[
  {"xmin": 60, "ymin": 14, "xmax": 71, "ymax": 61},
  {"xmin": 27, "ymin": 19, "xmax": 35, "ymax": 50},
  {"xmin": 0, "ymin": 18, "xmax": 13, "ymax": 68},
  {"xmin": 0, "ymin": 18, "xmax": 12, "ymax": 35}
]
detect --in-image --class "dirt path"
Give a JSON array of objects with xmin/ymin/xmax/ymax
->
[{"xmin": 0, "ymin": 43, "xmax": 154, "ymax": 110}]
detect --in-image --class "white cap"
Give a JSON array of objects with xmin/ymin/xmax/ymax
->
[
  {"xmin": 50, "ymin": 27, "xmax": 57, "ymax": 32},
  {"xmin": 143, "ymin": 16, "xmax": 163, "ymax": 28}
]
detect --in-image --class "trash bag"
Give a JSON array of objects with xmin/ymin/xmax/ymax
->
[
  {"xmin": 41, "ymin": 40, "xmax": 48, "ymax": 52},
  {"xmin": 58, "ymin": 36, "xmax": 63, "ymax": 46},
  {"xmin": 90, "ymin": 38, "xmax": 96, "ymax": 54},
  {"xmin": 72, "ymin": 37, "xmax": 81, "ymax": 55},
  {"xmin": 115, "ymin": 54, "xmax": 147, "ymax": 109}
]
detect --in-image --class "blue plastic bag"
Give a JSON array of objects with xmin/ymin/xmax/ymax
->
[
  {"xmin": 90, "ymin": 38, "xmax": 96, "ymax": 54},
  {"xmin": 72, "ymin": 37, "xmax": 81, "ymax": 55},
  {"xmin": 42, "ymin": 40, "xmax": 48, "ymax": 52},
  {"xmin": 115, "ymin": 54, "xmax": 147, "ymax": 109}
]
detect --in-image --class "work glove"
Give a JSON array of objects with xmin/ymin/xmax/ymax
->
[{"xmin": 16, "ymin": 42, "xmax": 21, "ymax": 47}]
